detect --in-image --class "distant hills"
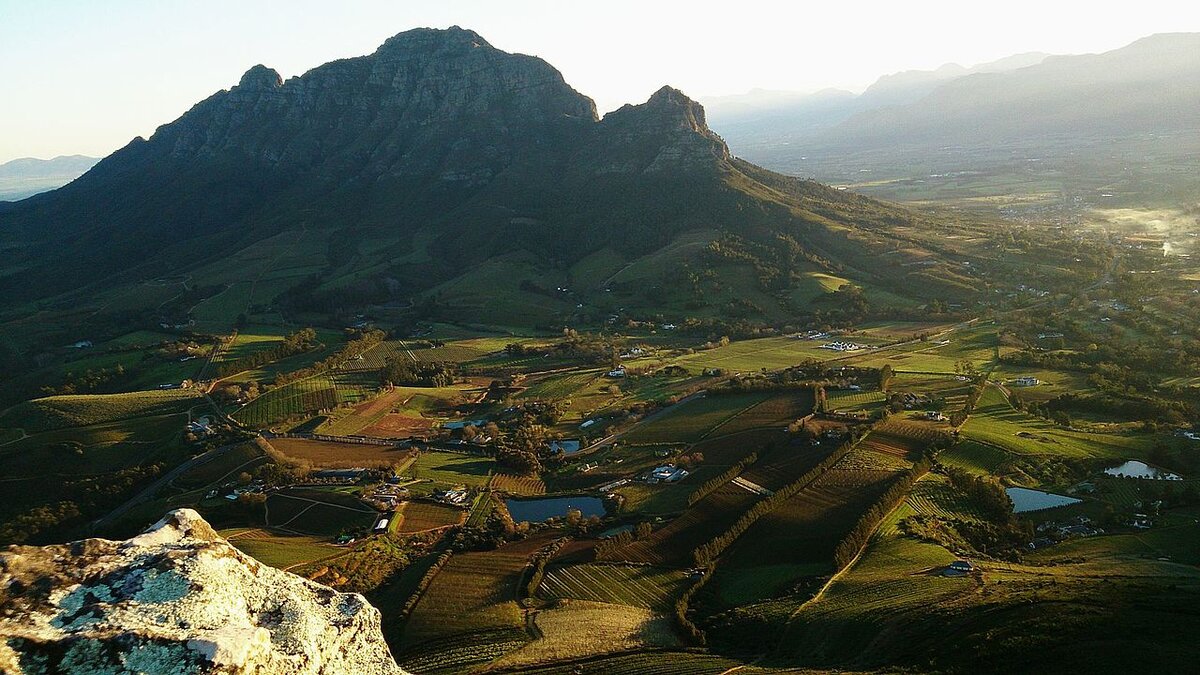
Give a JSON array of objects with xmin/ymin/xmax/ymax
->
[
  {"xmin": 0, "ymin": 155, "xmax": 98, "ymax": 201},
  {"xmin": 705, "ymin": 34, "xmax": 1200, "ymax": 189},
  {"xmin": 0, "ymin": 27, "xmax": 980, "ymax": 331}
]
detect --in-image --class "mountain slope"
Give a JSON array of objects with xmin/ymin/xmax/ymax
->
[{"xmin": 0, "ymin": 27, "xmax": 973, "ymax": 333}]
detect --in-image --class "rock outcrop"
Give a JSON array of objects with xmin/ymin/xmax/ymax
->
[{"xmin": 0, "ymin": 509, "xmax": 405, "ymax": 675}]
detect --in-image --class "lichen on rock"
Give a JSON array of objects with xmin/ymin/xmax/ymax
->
[{"xmin": 0, "ymin": 509, "xmax": 406, "ymax": 674}]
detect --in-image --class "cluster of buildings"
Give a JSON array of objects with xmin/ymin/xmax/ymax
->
[
  {"xmin": 433, "ymin": 488, "xmax": 470, "ymax": 505},
  {"xmin": 1029, "ymin": 516, "xmax": 1104, "ymax": 549},
  {"xmin": 368, "ymin": 483, "xmax": 409, "ymax": 507},
  {"xmin": 819, "ymin": 341, "xmax": 869, "ymax": 352},
  {"xmin": 645, "ymin": 464, "xmax": 689, "ymax": 484},
  {"xmin": 186, "ymin": 416, "xmax": 214, "ymax": 437}
]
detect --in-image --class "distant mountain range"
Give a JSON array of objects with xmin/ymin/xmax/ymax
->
[
  {"xmin": 0, "ymin": 27, "xmax": 977, "ymax": 330},
  {"xmin": 0, "ymin": 155, "xmax": 99, "ymax": 201},
  {"xmin": 704, "ymin": 34, "xmax": 1200, "ymax": 181}
]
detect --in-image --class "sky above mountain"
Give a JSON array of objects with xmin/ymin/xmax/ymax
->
[{"xmin": 3, "ymin": 0, "xmax": 1199, "ymax": 162}]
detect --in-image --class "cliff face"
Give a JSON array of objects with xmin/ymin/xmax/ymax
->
[{"xmin": 0, "ymin": 510, "xmax": 405, "ymax": 675}]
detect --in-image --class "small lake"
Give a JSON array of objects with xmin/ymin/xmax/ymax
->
[
  {"xmin": 1006, "ymin": 487, "xmax": 1082, "ymax": 513},
  {"xmin": 505, "ymin": 496, "xmax": 606, "ymax": 522},
  {"xmin": 1104, "ymin": 460, "xmax": 1182, "ymax": 481}
]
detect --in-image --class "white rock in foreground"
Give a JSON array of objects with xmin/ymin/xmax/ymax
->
[{"xmin": 0, "ymin": 509, "xmax": 406, "ymax": 674}]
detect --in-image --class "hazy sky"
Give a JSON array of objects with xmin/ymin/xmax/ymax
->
[{"xmin": 3, "ymin": 0, "xmax": 1199, "ymax": 162}]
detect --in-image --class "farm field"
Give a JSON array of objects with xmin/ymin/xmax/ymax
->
[
  {"xmin": 537, "ymin": 563, "xmax": 688, "ymax": 611},
  {"xmin": 621, "ymin": 392, "xmax": 772, "ymax": 444},
  {"xmin": 714, "ymin": 467, "xmax": 903, "ymax": 605},
  {"xmin": 599, "ymin": 483, "xmax": 762, "ymax": 566},
  {"xmin": 962, "ymin": 387, "xmax": 1154, "ymax": 460},
  {"xmin": 492, "ymin": 472, "xmax": 547, "ymax": 495},
  {"xmin": 265, "ymin": 488, "xmax": 378, "ymax": 535},
  {"xmin": 705, "ymin": 389, "xmax": 815, "ymax": 436},
  {"xmin": 393, "ymin": 500, "xmax": 465, "ymax": 533},
  {"xmin": 489, "ymin": 600, "xmax": 680, "ymax": 670},
  {"xmin": 223, "ymin": 528, "xmax": 340, "ymax": 569},
  {"xmin": 406, "ymin": 450, "xmax": 494, "ymax": 489},
  {"xmin": 506, "ymin": 651, "xmax": 745, "ymax": 675},
  {"xmin": 400, "ymin": 533, "xmax": 558, "ymax": 652},
  {"xmin": 232, "ymin": 376, "xmax": 343, "ymax": 428},
  {"xmin": 0, "ymin": 389, "xmax": 203, "ymax": 433},
  {"xmin": 262, "ymin": 436, "xmax": 413, "ymax": 468}
]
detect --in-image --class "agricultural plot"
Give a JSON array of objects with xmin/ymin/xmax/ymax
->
[
  {"xmin": 906, "ymin": 473, "xmax": 987, "ymax": 522},
  {"xmin": 740, "ymin": 441, "xmax": 836, "ymax": 491},
  {"xmin": 265, "ymin": 488, "xmax": 377, "ymax": 535},
  {"xmin": 963, "ymin": 387, "xmax": 1153, "ymax": 460},
  {"xmin": 826, "ymin": 388, "xmax": 887, "ymax": 412},
  {"xmin": 492, "ymin": 472, "xmax": 547, "ymax": 495},
  {"xmin": 395, "ymin": 628, "xmax": 530, "ymax": 675},
  {"xmin": 621, "ymin": 392, "xmax": 772, "ymax": 445},
  {"xmin": 223, "ymin": 529, "xmax": 339, "ymax": 569},
  {"xmin": 600, "ymin": 483, "xmax": 761, "ymax": 566},
  {"xmin": 519, "ymin": 370, "xmax": 603, "ymax": 402},
  {"xmin": 715, "ymin": 468, "xmax": 903, "ymax": 604},
  {"xmin": 406, "ymin": 450, "xmax": 494, "ymax": 489},
  {"xmin": 393, "ymin": 501, "xmax": 465, "ymax": 533},
  {"xmin": 488, "ymin": 600, "xmax": 680, "ymax": 670},
  {"xmin": 537, "ymin": 563, "xmax": 688, "ymax": 611},
  {"xmin": 778, "ymin": 508, "xmax": 967, "ymax": 664},
  {"xmin": 938, "ymin": 440, "xmax": 1009, "ymax": 476},
  {"xmin": 508, "ymin": 651, "xmax": 745, "ymax": 675},
  {"xmin": 263, "ymin": 436, "xmax": 413, "ymax": 468},
  {"xmin": 0, "ymin": 389, "xmax": 202, "ymax": 433},
  {"xmin": 706, "ymin": 389, "xmax": 816, "ymax": 436},
  {"xmin": 400, "ymin": 533, "xmax": 558, "ymax": 651},
  {"xmin": 232, "ymin": 376, "xmax": 341, "ymax": 427}
]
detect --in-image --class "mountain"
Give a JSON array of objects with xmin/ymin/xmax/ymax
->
[
  {"xmin": 0, "ymin": 155, "xmax": 99, "ymax": 201},
  {"xmin": 0, "ymin": 27, "xmax": 973, "ymax": 334},
  {"xmin": 708, "ymin": 34, "xmax": 1200, "ymax": 193},
  {"xmin": 823, "ymin": 34, "xmax": 1199, "ymax": 149},
  {"xmin": 0, "ymin": 509, "xmax": 405, "ymax": 674},
  {"xmin": 702, "ymin": 52, "xmax": 1048, "ymax": 147}
]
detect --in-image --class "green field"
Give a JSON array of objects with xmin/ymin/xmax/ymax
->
[
  {"xmin": 0, "ymin": 389, "xmax": 203, "ymax": 433},
  {"xmin": 621, "ymin": 392, "xmax": 772, "ymax": 444}
]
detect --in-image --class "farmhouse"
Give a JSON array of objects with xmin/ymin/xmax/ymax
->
[
  {"xmin": 1010, "ymin": 377, "xmax": 1040, "ymax": 387},
  {"xmin": 648, "ymin": 465, "xmax": 689, "ymax": 483},
  {"xmin": 373, "ymin": 517, "xmax": 390, "ymax": 533},
  {"xmin": 580, "ymin": 419, "xmax": 597, "ymax": 429},
  {"xmin": 69, "ymin": 340, "xmax": 93, "ymax": 349},
  {"xmin": 607, "ymin": 366, "xmax": 627, "ymax": 378},
  {"xmin": 942, "ymin": 560, "xmax": 974, "ymax": 576}
]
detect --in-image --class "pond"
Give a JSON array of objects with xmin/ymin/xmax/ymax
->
[
  {"xmin": 1006, "ymin": 487, "xmax": 1082, "ymax": 514},
  {"xmin": 1104, "ymin": 460, "xmax": 1182, "ymax": 481},
  {"xmin": 505, "ymin": 495, "xmax": 606, "ymax": 523}
]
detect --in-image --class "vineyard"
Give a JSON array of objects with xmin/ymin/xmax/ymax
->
[
  {"xmin": 400, "ymin": 534, "xmax": 558, "ymax": 651},
  {"xmin": 492, "ymin": 472, "xmax": 547, "ymax": 495},
  {"xmin": 622, "ymin": 392, "xmax": 772, "ymax": 444},
  {"xmin": 0, "ymin": 389, "xmax": 202, "ymax": 433},
  {"xmin": 599, "ymin": 484, "xmax": 762, "ymax": 566},
  {"xmin": 393, "ymin": 501, "xmax": 466, "ymax": 533},
  {"xmin": 502, "ymin": 651, "xmax": 745, "ymax": 674},
  {"xmin": 395, "ymin": 628, "xmax": 530, "ymax": 675},
  {"xmin": 489, "ymin": 601, "xmax": 679, "ymax": 670},
  {"xmin": 906, "ymin": 473, "xmax": 987, "ymax": 522},
  {"xmin": 537, "ymin": 563, "xmax": 688, "ymax": 611},
  {"xmin": 826, "ymin": 388, "xmax": 887, "ymax": 411},
  {"xmin": 232, "ymin": 376, "xmax": 341, "ymax": 427},
  {"xmin": 262, "ymin": 437, "xmax": 413, "ymax": 468},
  {"xmin": 704, "ymin": 389, "xmax": 816, "ymax": 436}
]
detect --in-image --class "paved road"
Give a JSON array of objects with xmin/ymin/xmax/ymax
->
[{"xmin": 91, "ymin": 440, "xmax": 247, "ymax": 534}]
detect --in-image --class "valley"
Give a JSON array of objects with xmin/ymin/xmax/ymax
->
[{"xmin": 1, "ymin": 22, "xmax": 1199, "ymax": 675}]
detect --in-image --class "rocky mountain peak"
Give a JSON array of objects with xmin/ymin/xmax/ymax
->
[
  {"xmin": 592, "ymin": 85, "xmax": 730, "ymax": 173},
  {"xmin": 236, "ymin": 64, "xmax": 283, "ymax": 91},
  {"xmin": 376, "ymin": 25, "xmax": 493, "ymax": 54},
  {"xmin": 0, "ymin": 509, "xmax": 406, "ymax": 674}
]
